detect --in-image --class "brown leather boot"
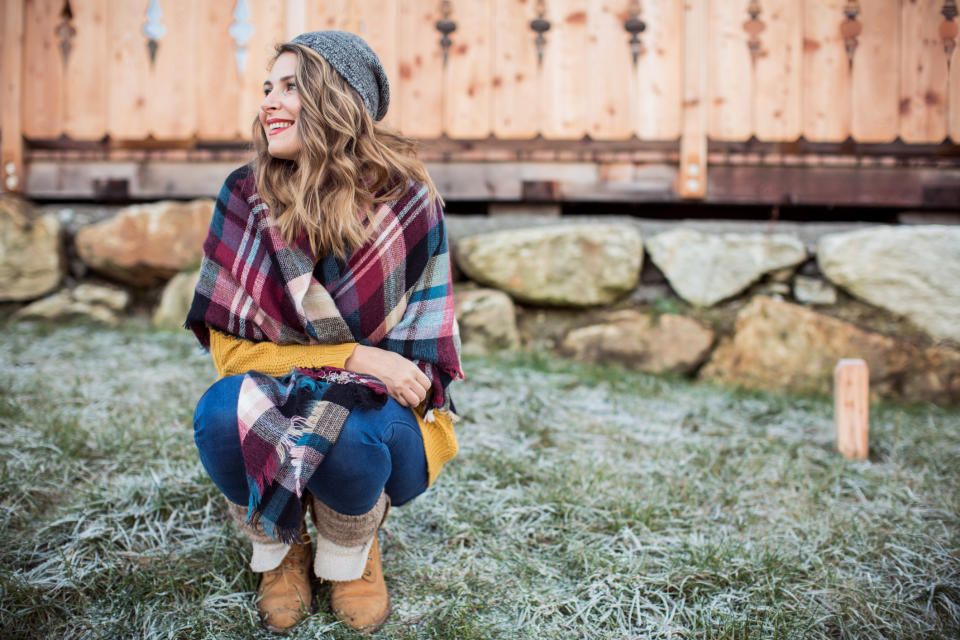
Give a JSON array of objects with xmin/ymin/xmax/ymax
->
[
  {"xmin": 329, "ymin": 535, "xmax": 390, "ymax": 633},
  {"xmin": 257, "ymin": 536, "xmax": 313, "ymax": 633}
]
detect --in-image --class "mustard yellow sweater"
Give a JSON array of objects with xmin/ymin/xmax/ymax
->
[{"xmin": 207, "ymin": 327, "xmax": 458, "ymax": 486}]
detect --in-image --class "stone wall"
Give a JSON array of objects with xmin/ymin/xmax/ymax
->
[
  {"xmin": 450, "ymin": 216, "xmax": 960, "ymax": 405},
  {"xmin": 3, "ymin": 196, "xmax": 958, "ymax": 405}
]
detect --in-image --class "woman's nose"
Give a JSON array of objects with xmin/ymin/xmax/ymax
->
[{"xmin": 260, "ymin": 89, "xmax": 277, "ymax": 112}]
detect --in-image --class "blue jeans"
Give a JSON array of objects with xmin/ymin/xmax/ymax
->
[{"xmin": 193, "ymin": 375, "xmax": 429, "ymax": 516}]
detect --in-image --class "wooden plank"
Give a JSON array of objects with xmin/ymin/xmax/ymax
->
[
  {"xmin": 706, "ymin": 164, "xmax": 960, "ymax": 207},
  {"xmin": 899, "ymin": 0, "xmax": 949, "ymax": 143},
  {"xmin": 145, "ymin": 0, "xmax": 198, "ymax": 139},
  {"xmin": 634, "ymin": 1, "xmax": 683, "ymax": 141},
  {"xmin": 802, "ymin": 0, "xmax": 850, "ymax": 142},
  {"xmin": 396, "ymin": 2, "xmax": 443, "ymax": 137},
  {"xmin": 952, "ymin": 23, "xmax": 960, "ymax": 143},
  {"xmin": 850, "ymin": 0, "xmax": 899, "ymax": 142},
  {"xmin": 196, "ymin": 0, "xmax": 241, "ymax": 140},
  {"xmin": 488, "ymin": 203, "xmax": 561, "ymax": 216},
  {"xmin": 443, "ymin": 0, "xmax": 491, "ymax": 138},
  {"xmin": 545, "ymin": 0, "xmax": 591, "ymax": 139},
  {"xmin": 753, "ymin": 0, "xmax": 803, "ymax": 140},
  {"xmin": 678, "ymin": 0, "xmax": 707, "ymax": 198},
  {"xmin": 305, "ymin": 0, "xmax": 351, "ymax": 30},
  {"xmin": 23, "ymin": 158, "xmax": 960, "ymax": 207},
  {"xmin": 417, "ymin": 135, "xmax": 679, "ymax": 159},
  {"xmin": 241, "ymin": 0, "xmax": 285, "ymax": 140},
  {"xmin": 106, "ymin": 1, "xmax": 151, "ymax": 140},
  {"xmin": 2, "ymin": 0, "xmax": 25, "ymax": 193},
  {"xmin": 22, "ymin": 0, "xmax": 62, "ymax": 138},
  {"xmin": 0, "ymin": 0, "xmax": 4, "ymax": 145},
  {"xmin": 286, "ymin": 0, "xmax": 306, "ymax": 39},
  {"xmin": 353, "ymin": 0, "xmax": 400, "ymax": 130},
  {"xmin": 491, "ymin": 0, "xmax": 540, "ymax": 138},
  {"xmin": 707, "ymin": 0, "xmax": 752, "ymax": 140},
  {"xmin": 63, "ymin": 0, "xmax": 108, "ymax": 140},
  {"xmin": 834, "ymin": 359, "xmax": 869, "ymax": 460},
  {"xmin": 585, "ymin": 0, "xmax": 633, "ymax": 139}
]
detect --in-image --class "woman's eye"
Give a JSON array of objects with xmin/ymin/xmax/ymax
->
[{"xmin": 285, "ymin": 82, "xmax": 297, "ymax": 92}]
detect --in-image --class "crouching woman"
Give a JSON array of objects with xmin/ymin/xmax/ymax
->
[{"xmin": 186, "ymin": 31, "xmax": 462, "ymax": 634}]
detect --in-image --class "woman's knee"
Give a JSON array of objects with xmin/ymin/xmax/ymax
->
[
  {"xmin": 321, "ymin": 400, "xmax": 420, "ymax": 478},
  {"xmin": 380, "ymin": 417, "xmax": 429, "ymax": 507},
  {"xmin": 193, "ymin": 374, "xmax": 244, "ymax": 447},
  {"xmin": 193, "ymin": 375, "xmax": 248, "ymax": 504},
  {"xmin": 319, "ymin": 414, "xmax": 392, "ymax": 485}
]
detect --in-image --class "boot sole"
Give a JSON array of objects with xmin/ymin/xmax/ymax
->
[
  {"xmin": 348, "ymin": 601, "xmax": 391, "ymax": 635},
  {"xmin": 261, "ymin": 609, "xmax": 311, "ymax": 635}
]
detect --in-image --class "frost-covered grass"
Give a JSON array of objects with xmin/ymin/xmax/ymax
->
[{"xmin": 0, "ymin": 321, "xmax": 958, "ymax": 639}]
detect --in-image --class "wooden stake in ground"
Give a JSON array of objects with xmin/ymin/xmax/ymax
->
[{"xmin": 834, "ymin": 359, "xmax": 869, "ymax": 460}]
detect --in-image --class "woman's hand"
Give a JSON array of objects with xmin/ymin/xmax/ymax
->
[{"xmin": 344, "ymin": 345, "xmax": 431, "ymax": 408}]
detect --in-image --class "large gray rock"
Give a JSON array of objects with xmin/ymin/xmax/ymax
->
[
  {"xmin": 0, "ymin": 197, "xmax": 64, "ymax": 300},
  {"xmin": 454, "ymin": 287, "xmax": 520, "ymax": 355},
  {"xmin": 645, "ymin": 229, "xmax": 807, "ymax": 307},
  {"xmin": 13, "ymin": 283, "xmax": 130, "ymax": 326},
  {"xmin": 817, "ymin": 225, "xmax": 960, "ymax": 342},
  {"xmin": 700, "ymin": 296, "xmax": 960, "ymax": 405},
  {"xmin": 454, "ymin": 224, "xmax": 642, "ymax": 307},
  {"xmin": 561, "ymin": 310, "xmax": 714, "ymax": 375},
  {"xmin": 153, "ymin": 269, "xmax": 201, "ymax": 330},
  {"xmin": 75, "ymin": 199, "xmax": 213, "ymax": 287}
]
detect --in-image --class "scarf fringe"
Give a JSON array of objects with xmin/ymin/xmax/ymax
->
[{"xmin": 423, "ymin": 407, "xmax": 460, "ymax": 424}]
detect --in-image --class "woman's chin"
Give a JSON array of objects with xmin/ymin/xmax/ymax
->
[{"xmin": 267, "ymin": 146, "xmax": 298, "ymax": 161}]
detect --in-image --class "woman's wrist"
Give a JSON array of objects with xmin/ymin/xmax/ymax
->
[{"xmin": 344, "ymin": 344, "xmax": 368, "ymax": 373}]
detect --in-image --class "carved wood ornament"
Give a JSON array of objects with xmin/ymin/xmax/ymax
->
[
  {"xmin": 142, "ymin": 0, "xmax": 167, "ymax": 65},
  {"xmin": 530, "ymin": 0, "xmax": 551, "ymax": 66},
  {"xmin": 743, "ymin": 0, "xmax": 765, "ymax": 62},
  {"xmin": 942, "ymin": 0, "xmax": 959, "ymax": 63},
  {"xmin": 55, "ymin": 0, "xmax": 76, "ymax": 67},
  {"xmin": 230, "ymin": 0, "xmax": 255, "ymax": 75},
  {"xmin": 624, "ymin": 0, "xmax": 646, "ymax": 66},
  {"xmin": 436, "ymin": 0, "xmax": 456, "ymax": 65},
  {"xmin": 841, "ymin": 1, "xmax": 862, "ymax": 68}
]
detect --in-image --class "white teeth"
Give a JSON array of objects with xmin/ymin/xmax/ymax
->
[{"xmin": 269, "ymin": 121, "xmax": 292, "ymax": 131}]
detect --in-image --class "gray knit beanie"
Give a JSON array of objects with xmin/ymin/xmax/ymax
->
[{"xmin": 290, "ymin": 30, "xmax": 390, "ymax": 121}]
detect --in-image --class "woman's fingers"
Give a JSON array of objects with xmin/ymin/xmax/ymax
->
[
  {"xmin": 392, "ymin": 385, "xmax": 421, "ymax": 408},
  {"xmin": 402, "ymin": 380, "xmax": 426, "ymax": 407},
  {"xmin": 401, "ymin": 378, "xmax": 428, "ymax": 408},
  {"xmin": 406, "ymin": 387, "xmax": 423, "ymax": 407},
  {"xmin": 396, "ymin": 364, "xmax": 429, "ymax": 404},
  {"xmin": 392, "ymin": 391, "xmax": 410, "ymax": 407},
  {"xmin": 413, "ymin": 382, "xmax": 428, "ymax": 404},
  {"xmin": 415, "ymin": 369, "xmax": 431, "ymax": 392}
]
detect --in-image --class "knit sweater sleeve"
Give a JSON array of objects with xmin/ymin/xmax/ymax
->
[{"xmin": 208, "ymin": 326, "xmax": 358, "ymax": 379}]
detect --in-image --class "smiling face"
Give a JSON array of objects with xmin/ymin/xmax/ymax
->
[{"xmin": 259, "ymin": 52, "xmax": 303, "ymax": 161}]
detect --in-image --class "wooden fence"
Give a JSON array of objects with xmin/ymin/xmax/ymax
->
[{"xmin": 3, "ymin": 0, "xmax": 959, "ymax": 204}]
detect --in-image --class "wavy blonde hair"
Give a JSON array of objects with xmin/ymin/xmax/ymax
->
[{"xmin": 252, "ymin": 43, "xmax": 439, "ymax": 259}]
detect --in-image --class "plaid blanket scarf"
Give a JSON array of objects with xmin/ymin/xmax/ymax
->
[{"xmin": 187, "ymin": 164, "xmax": 462, "ymax": 542}]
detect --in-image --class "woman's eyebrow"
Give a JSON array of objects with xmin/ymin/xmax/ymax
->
[{"xmin": 263, "ymin": 75, "xmax": 295, "ymax": 88}]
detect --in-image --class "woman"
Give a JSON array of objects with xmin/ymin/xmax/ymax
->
[{"xmin": 187, "ymin": 31, "xmax": 462, "ymax": 634}]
